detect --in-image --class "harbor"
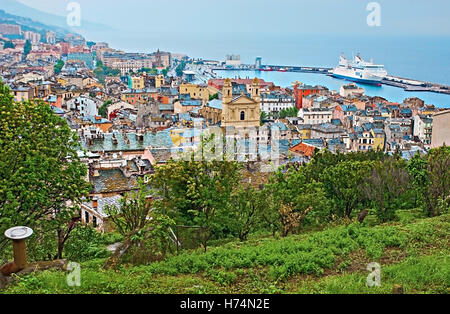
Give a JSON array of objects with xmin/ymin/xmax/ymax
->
[{"xmin": 214, "ymin": 64, "xmax": 450, "ymax": 96}]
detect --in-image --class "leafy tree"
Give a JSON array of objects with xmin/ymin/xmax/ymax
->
[
  {"xmin": 209, "ymin": 93, "xmax": 219, "ymax": 101},
  {"xmin": 408, "ymin": 152, "xmax": 429, "ymax": 208},
  {"xmin": 63, "ymin": 225, "xmax": 110, "ymax": 262},
  {"xmin": 260, "ymin": 111, "xmax": 268, "ymax": 125},
  {"xmin": 98, "ymin": 100, "xmax": 111, "ymax": 119},
  {"xmin": 176, "ymin": 60, "xmax": 186, "ymax": 77},
  {"xmin": 365, "ymin": 158, "xmax": 410, "ymax": 222},
  {"xmin": 150, "ymin": 144, "xmax": 242, "ymax": 251},
  {"xmin": 278, "ymin": 106, "xmax": 299, "ymax": 119},
  {"xmin": 104, "ymin": 179, "xmax": 175, "ymax": 267},
  {"xmin": 86, "ymin": 41, "xmax": 96, "ymax": 49},
  {"xmin": 320, "ymin": 160, "xmax": 374, "ymax": 219},
  {"xmin": 3, "ymin": 41, "xmax": 15, "ymax": 49},
  {"xmin": 23, "ymin": 40, "xmax": 32, "ymax": 58},
  {"xmin": 0, "ymin": 82, "xmax": 91, "ymax": 259},
  {"xmin": 228, "ymin": 186, "xmax": 264, "ymax": 241},
  {"xmin": 264, "ymin": 164, "xmax": 331, "ymax": 237},
  {"xmin": 54, "ymin": 60, "xmax": 64, "ymax": 74},
  {"xmin": 425, "ymin": 146, "xmax": 450, "ymax": 216}
]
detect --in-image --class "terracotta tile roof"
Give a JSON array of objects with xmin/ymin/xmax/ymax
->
[{"xmin": 289, "ymin": 142, "xmax": 316, "ymax": 157}]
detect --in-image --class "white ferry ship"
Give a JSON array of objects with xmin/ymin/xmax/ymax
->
[{"xmin": 331, "ymin": 54, "xmax": 387, "ymax": 86}]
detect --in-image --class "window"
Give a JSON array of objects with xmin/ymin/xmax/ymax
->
[
  {"xmin": 85, "ymin": 211, "xmax": 89, "ymax": 224},
  {"xmin": 240, "ymin": 111, "xmax": 245, "ymax": 121},
  {"xmin": 93, "ymin": 216, "xmax": 97, "ymax": 228}
]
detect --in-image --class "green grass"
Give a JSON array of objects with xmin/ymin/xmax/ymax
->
[{"xmin": 2, "ymin": 213, "xmax": 449, "ymax": 294}]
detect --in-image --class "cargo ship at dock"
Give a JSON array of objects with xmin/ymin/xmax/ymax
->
[{"xmin": 331, "ymin": 54, "xmax": 387, "ymax": 86}]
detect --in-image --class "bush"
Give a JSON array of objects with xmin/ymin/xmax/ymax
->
[{"xmin": 63, "ymin": 226, "xmax": 110, "ymax": 262}]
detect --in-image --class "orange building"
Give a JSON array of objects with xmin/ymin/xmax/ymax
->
[
  {"xmin": 292, "ymin": 81, "xmax": 324, "ymax": 109},
  {"xmin": 122, "ymin": 89, "xmax": 158, "ymax": 105}
]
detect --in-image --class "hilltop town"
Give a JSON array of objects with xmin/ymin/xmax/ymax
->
[{"xmin": 1, "ymin": 22, "xmax": 449, "ymax": 232}]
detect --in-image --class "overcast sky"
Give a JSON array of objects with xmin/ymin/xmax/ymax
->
[{"xmin": 16, "ymin": 0, "xmax": 450, "ymax": 37}]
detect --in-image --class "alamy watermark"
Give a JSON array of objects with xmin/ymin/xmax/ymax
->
[
  {"xmin": 66, "ymin": 262, "xmax": 81, "ymax": 287},
  {"xmin": 67, "ymin": 2, "xmax": 82, "ymax": 27},
  {"xmin": 367, "ymin": 2, "xmax": 381, "ymax": 27},
  {"xmin": 366, "ymin": 262, "xmax": 381, "ymax": 287}
]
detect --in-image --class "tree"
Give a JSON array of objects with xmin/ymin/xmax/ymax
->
[
  {"xmin": 99, "ymin": 100, "xmax": 111, "ymax": 119},
  {"xmin": 264, "ymin": 164, "xmax": 331, "ymax": 237},
  {"xmin": 365, "ymin": 158, "xmax": 410, "ymax": 222},
  {"xmin": 228, "ymin": 186, "xmax": 264, "ymax": 241},
  {"xmin": 23, "ymin": 40, "xmax": 32, "ymax": 58},
  {"xmin": 105, "ymin": 180, "xmax": 175, "ymax": 268},
  {"xmin": 320, "ymin": 160, "xmax": 373, "ymax": 219},
  {"xmin": 278, "ymin": 106, "xmax": 299, "ymax": 119},
  {"xmin": 209, "ymin": 93, "xmax": 219, "ymax": 101},
  {"xmin": 260, "ymin": 111, "xmax": 268, "ymax": 125},
  {"xmin": 3, "ymin": 41, "xmax": 15, "ymax": 49},
  {"xmin": 54, "ymin": 60, "xmax": 64, "ymax": 74},
  {"xmin": 425, "ymin": 146, "xmax": 450, "ymax": 216},
  {"xmin": 150, "ymin": 144, "xmax": 242, "ymax": 251},
  {"xmin": 0, "ymin": 82, "xmax": 91, "ymax": 259}
]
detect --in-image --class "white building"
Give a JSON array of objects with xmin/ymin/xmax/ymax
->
[
  {"xmin": 260, "ymin": 93, "xmax": 295, "ymax": 115},
  {"xmin": 67, "ymin": 96, "xmax": 101, "ymax": 116},
  {"xmin": 340, "ymin": 83, "xmax": 365, "ymax": 97},
  {"xmin": 298, "ymin": 108, "xmax": 333, "ymax": 125}
]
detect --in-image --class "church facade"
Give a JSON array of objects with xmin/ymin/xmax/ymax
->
[{"xmin": 221, "ymin": 78, "xmax": 261, "ymax": 128}]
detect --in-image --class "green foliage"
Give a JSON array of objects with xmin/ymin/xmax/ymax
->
[
  {"xmin": 228, "ymin": 186, "xmax": 265, "ymax": 241},
  {"xmin": 23, "ymin": 40, "xmax": 32, "ymax": 57},
  {"xmin": 150, "ymin": 149, "xmax": 242, "ymax": 250},
  {"xmin": 54, "ymin": 60, "xmax": 64, "ymax": 74},
  {"xmin": 94, "ymin": 61, "xmax": 121, "ymax": 84},
  {"xmin": 3, "ymin": 41, "xmax": 15, "ymax": 49},
  {"xmin": 98, "ymin": 100, "xmax": 111, "ymax": 119},
  {"xmin": 138, "ymin": 68, "xmax": 158, "ymax": 75},
  {"xmin": 209, "ymin": 93, "xmax": 219, "ymax": 101},
  {"xmin": 365, "ymin": 158, "xmax": 411, "ymax": 222},
  {"xmin": 0, "ymin": 82, "xmax": 91, "ymax": 258},
  {"xmin": 63, "ymin": 226, "xmax": 110, "ymax": 262},
  {"xmin": 3, "ymin": 213, "xmax": 448, "ymax": 294},
  {"xmin": 264, "ymin": 164, "xmax": 331, "ymax": 236},
  {"xmin": 105, "ymin": 180, "xmax": 175, "ymax": 266},
  {"xmin": 321, "ymin": 160, "xmax": 374, "ymax": 218},
  {"xmin": 278, "ymin": 106, "xmax": 299, "ymax": 119},
  {"xmin": 206, "ymin": 269, "xmax": 237, "ymax": 286},
  {"xmin": 176, "ymin": 60, "xmax": 186, "ymax": 77},
  {"xmin": 423, "ymin": 146, "xmax": 450, "ymax": 216}
]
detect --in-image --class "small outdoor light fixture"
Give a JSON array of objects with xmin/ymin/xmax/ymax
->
[{"xmin": 4, "ymin": 226, "xmax": 33, "ymax": 271}]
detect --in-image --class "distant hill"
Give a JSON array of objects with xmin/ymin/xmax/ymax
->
[
  {"xmin": 0, "ymin": 9, "xmax": 76, "ymax": 39},
  {"xmin": 0, "ymin": 0, "xmax": 112, "ymax": 37}
]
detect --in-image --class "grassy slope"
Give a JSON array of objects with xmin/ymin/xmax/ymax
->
[{"xmin": 2, "ymin": 213, "xmax": 449, "ymax": 294}]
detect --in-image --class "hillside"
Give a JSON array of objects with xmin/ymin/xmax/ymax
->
[
  {"xmin": 2, "ymin": 211, "xmax": 449, "ymax": 294},
  {"xmin": 0, "ymin": 9, "xmax": 75, "ymax": 39},
  {"xmin": 0, "ymin": 0, "xmax": 112, "ymax": 35}
]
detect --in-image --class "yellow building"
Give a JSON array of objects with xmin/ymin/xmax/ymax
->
[
  {"xmin": 221, "ymin": 78, "xmax": 261, "ymax": 128},
  {"xmin": 297, "ymin": 125, "xmax": 312, "ymax": 140},
  {"xmin": 371, "ymin": 129, "xmax": 386, "ymax": 151},
  {"xmin": 155, "ymin": 74, "xmax": 165, "ymax": 88},
  {"xmin": 179, "ymin": 83, "xmax": 211, "ymax": 104},
  {"xmin": 129, "ymin": 76, "xmax": 145, "ymax": 90}
]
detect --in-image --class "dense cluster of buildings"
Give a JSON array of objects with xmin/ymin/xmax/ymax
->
[{"xmin": 1, "ymin": 22, "xmax": 449, "ymax": 232}]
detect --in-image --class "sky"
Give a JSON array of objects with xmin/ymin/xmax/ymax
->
[{"xmin": 15, "ymin": 0, "xmax": 450, "ymax": 38}]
